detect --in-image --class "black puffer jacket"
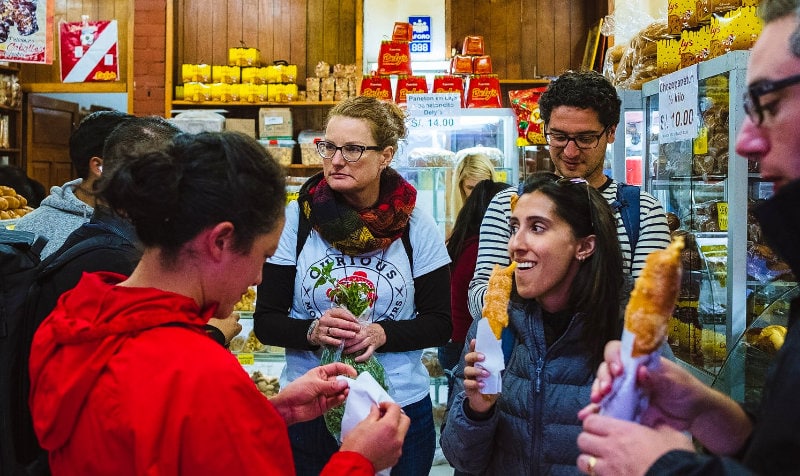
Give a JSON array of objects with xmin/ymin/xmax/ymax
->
[{"xmin": 441, "ymin": 301, "xmax": 595, "ymax": 475}]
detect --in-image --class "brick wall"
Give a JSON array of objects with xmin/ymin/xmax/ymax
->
[{"xmin": 133, "ymin": 0, "xmax": 167, "ymax": 116}]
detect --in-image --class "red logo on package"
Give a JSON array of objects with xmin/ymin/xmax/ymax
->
[
  {"xmin": 395, "ymin": 76, "xmax": 428, "ymax": 105},
  {"xmin": 359, "ymin": 76, "xmax": 393, "ymax": 100},
  {"xmin": 466, "ymin": 76, "xmax": 502, "ymax": 108},
  {"xmin": 433, "ymin": 75, "xmax": 465, "ymax": 107},
  {"xmin": 377, "ymin": 41, "xmax": 412, "ymax": 76},
  {"xmin": 59, "ymin": 20, "xmax": 119, "ymax": 82}
]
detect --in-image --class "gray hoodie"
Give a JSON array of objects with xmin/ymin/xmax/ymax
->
[{"xmin": 15, "ymin": 178, "xmax": 93, "ymax": 258}]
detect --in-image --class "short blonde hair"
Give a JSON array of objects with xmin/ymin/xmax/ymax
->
[{"xmin": 451, "ymin": 153, "xmax": 496, "ymax": 215}]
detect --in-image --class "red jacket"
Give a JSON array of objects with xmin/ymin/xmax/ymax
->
[
  {"xmin": 450, "ymin": 236, "xmax": 479, "ymax": 343},
  {"xmin": 29, "ymin": 272, "xmax": 373, "ymax": 476}
]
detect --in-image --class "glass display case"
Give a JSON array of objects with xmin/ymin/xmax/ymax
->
[
  {"xmin": 394, "ymin": 108, "xmax": 520, "ymax": 237},
  {"xmin": 641, "ymin": 51, "xmax": 797, "ymax": 387}
]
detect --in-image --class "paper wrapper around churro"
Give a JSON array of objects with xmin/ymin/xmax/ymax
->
[
  {"xmin": 600, "ymin": 236, "xmax": 684, "ymax": 421},
  {"xmin": 477, "ymin": 261, "xmax": 516, "ymax": 395}
]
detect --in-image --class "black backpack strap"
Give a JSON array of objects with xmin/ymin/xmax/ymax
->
[
  {"xmin": 295, "ymin": 206, "xmax": 312, "ymax": 260},
  {"xmin": 610, "ymin": 183, "xmax": 641, "ymax": 252},
  {"xmin": 401, "ymin": 224, "xmax": 413, "ymax": 270}
]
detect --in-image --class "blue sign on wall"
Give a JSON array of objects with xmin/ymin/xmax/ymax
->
[{"xmin": 409, "ymin": 16, "xmax": 431, "ymax": 54}]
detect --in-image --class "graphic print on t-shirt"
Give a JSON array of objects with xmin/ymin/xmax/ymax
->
[{"xmin": 301, "ymin": 252, "xmax": 411, "ymax": 322}]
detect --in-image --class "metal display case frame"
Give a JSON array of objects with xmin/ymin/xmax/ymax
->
[{"xmin": 640, "ymin": 51, "xmax": 752, "ymax": 389}]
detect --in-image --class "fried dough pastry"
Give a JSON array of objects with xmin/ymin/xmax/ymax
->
[
  {"xmin": 483, "ymin": 261, "xmax": 517, "ymax": 339},
  {"xmin": 510, "ymin": 192, "xmax": 519, "ymax": 213},
  {"xmin": 625, "ymin": 236, "xmax": 684, "ymax": 357}
]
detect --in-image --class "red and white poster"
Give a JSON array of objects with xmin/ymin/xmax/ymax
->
[
  {"xmin": 0, "ymin": 0, "xmax": 54, "ymax": 64},
  {"xmin": 59, "ymin": 19, "xmax": 119, "ymax": 82}
]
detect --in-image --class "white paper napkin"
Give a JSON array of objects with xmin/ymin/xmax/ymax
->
[
  {"xmin": 474, "ymin": 318, "xmax": 505, "ymax": 395},
  {"xmin": 599, "ymin": 329, "xmax": 661, "ymax": 422},
  {"xmin": 336, "ymin": 372, "xmax": 396, "ymax": 476}
]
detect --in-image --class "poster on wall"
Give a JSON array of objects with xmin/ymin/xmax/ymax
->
[
  {"xmin": 59, "ymin": 19, "xmax": 119, "ymax": 82},
  {"xmin": 0, "ymin": 0, "xmax": 54, "ymax": 64}
]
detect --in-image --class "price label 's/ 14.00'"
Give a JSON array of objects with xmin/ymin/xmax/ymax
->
[{"xmin": 408, "ymin": 116, "xmax": 457, "ymax": 129}]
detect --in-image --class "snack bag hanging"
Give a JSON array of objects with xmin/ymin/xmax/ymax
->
[
  {"xmin": 509, "ymin": 87, "xmax": 548, "ymax": 145},
  {"xmin": 59, "ymin": 17, "xmax": 119, "ymax": 82}
]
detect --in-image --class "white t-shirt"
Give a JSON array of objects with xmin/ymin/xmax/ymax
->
[{"xmin": 269, "ymin": 200, "xmax": 451, "ymax": 406}]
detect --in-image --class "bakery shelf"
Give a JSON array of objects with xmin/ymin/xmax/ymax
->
[{"xmin": 171, "ymin": 100, "xmax": 338, "ymax": 107}]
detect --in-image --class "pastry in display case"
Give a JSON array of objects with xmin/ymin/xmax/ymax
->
[
  {"xmin": 231, "ymin": 287, "xmax": 286, "ymax": 387},
  {"xmin": 712, "ymin": 285, "xmax": 797, "ymax": 405},
  {"xmin": 638, "ymin": 51, "xmax": 800, "ymax": 385}
]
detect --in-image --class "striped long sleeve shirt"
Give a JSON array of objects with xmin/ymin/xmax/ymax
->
[{"xmin": 467, "ymin": 178, "xmax": 672, "ymax": 319}]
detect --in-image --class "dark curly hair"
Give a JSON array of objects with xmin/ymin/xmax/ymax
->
[{"xmin": 538, "ymin": 70, "xmax": 621, "ymax": 128}]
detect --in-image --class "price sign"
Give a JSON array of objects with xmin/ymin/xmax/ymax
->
[
  {"xmin": 406, "ymin": 93, "xmax": 461, "ymax": 130},
  {"xmin": 658, "ymin": 64, "xmax": 698, "ymax": 144}
]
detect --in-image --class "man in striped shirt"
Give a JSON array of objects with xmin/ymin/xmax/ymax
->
[{"xmin": 467, "ymin": 70, "xmax": 672, "ymax": 319}]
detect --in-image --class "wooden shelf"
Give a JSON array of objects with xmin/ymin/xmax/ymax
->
[
  {"xmin": 499, "ymin": 78, "xmax": 550, "ymax": 86},
  {"xmin": 171, "ymin": 100, "xmax": 338, "ymax": 107},
  {"xmin": 21, "ymin": 82, "xmax": 128, "ymax": 94}
]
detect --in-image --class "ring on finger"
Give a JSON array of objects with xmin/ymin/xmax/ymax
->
[
  {"xmin": 587, "ymin": 455, "xmax": 597, "ymax": 476},
  {"xmin": 326, "ymin": 326, "xmax": 332, "ymax": 336}
]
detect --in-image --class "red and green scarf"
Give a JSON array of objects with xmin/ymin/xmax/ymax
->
[{"xmin": 298, "ymin": 168, "xmax": 416, "ymax": 256}]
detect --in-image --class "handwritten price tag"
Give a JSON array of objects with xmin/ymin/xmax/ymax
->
[{"xmin": 658, "ymin": 64, "xmax": 698, "ymax": 144}]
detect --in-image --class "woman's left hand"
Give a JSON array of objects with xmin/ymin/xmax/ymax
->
[{"xmin": 343, "ymin": 323, "xmax": 386, "ymax": 362}]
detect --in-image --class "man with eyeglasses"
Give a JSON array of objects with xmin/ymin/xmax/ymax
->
[
  {"xmin": 466, "ymin": 70, "xmax": 672, "ymax": 321},
  {"xmin": 576, "ymin": 1, "xmax": 800, "ymax": 474}
]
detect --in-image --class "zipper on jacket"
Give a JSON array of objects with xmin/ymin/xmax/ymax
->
[{"xmin": 535, "ymin": 357, "xmax": 544, "ymax": 393}]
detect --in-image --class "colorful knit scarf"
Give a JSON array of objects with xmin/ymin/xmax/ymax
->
[{"xmin": 297, "ymin": 168, "xmax": 416, "ymax": 256}]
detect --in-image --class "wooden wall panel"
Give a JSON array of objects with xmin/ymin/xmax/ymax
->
[
  {"xmin": 449, "ymin": 0, "xmax": 606, "ymax": 78},
  {"xmin": 175, "ymin": 0, "xmax": 354, "ymax": 84},
  {"xmin": 21, "ymin": 0, "xmax": 131, "ymax": 85}
]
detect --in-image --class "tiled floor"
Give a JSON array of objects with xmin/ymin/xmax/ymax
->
[{"xmin": 429, "ymin": 462, "xmax": 454, "ymax": 476}]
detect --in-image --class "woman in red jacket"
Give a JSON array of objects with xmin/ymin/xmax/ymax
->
[
  {"xmin": 440, "ymin": 179, "xmax": 512, "ymax": 395},
  {"xmin": 28, "ymin": 131, "xmax": 409, "ymax": 476}
]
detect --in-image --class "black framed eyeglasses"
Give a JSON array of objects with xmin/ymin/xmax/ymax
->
[
  {"xmin": 544, "ymin": 126, "xmax": 610, "ymax": 150},
  {"xmin": 316, "ymin": 140, "xmax": 383, "ymax": 163},
  {"xmin": 743, "ymin": 73, "xmax": 800, "ymax": 126}
]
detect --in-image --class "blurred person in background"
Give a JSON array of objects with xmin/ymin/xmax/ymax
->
[{"xmin": 15, "ymin": 111, "xmax": 132, "ymax": 257}]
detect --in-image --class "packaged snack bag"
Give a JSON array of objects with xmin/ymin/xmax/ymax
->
[
  {"xmin": 392, "ymin": 22, "xmax": 413, "ymax": 42},
  {"xmin": 433, "ymin": 75, "xmax": 465, "ymax": 107},
  {"xmin": 395, "ymin": 75, "xmax": 428, "ymax": 106},
  {"xmin": 377, "ymin": 41, "xmax": 412, "ymax": 76},
  {"xmin": 508, "ymin": 87, "xmax": 548, "ymax": 145},
  {"xmin": 465, "ymin": 75, "xmax": 501, "ymax": 108},
  {"xmin": 359, "ymin": 75, "xmax": 393, "ymax": 101}
]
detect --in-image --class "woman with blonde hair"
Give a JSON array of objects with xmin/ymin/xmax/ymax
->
[{"xmin": 449, "ymin": 151, "xmax": 497, "ymax": 219}]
